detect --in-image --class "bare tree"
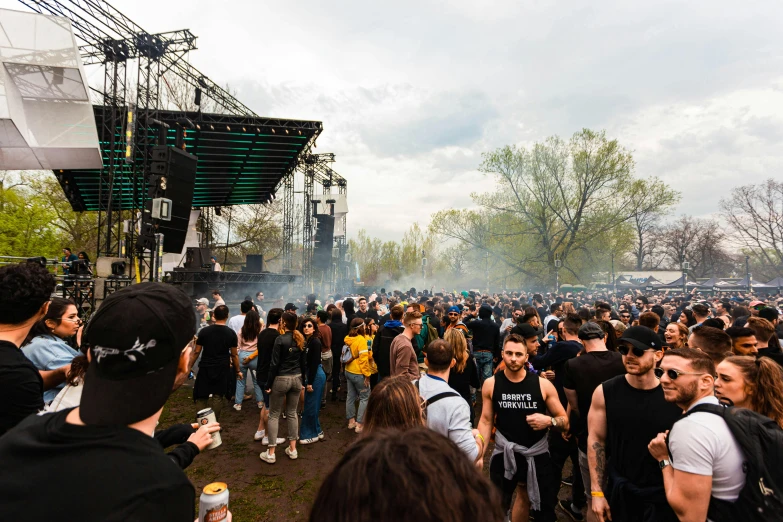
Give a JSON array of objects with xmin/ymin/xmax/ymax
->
[
  {"xmin": 656, "ymin": 216, "xmax": 734, "ymax": 277},
  {"xmin": 628, "ymin": 178, "xmax": 680, "ymax": 269},
  {"xmin": 721, "ymin": 179, "xmax": 783, "ymax": 279}
]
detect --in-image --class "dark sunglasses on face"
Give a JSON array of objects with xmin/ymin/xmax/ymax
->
[
  {"xmin": 618, "ymin": 344, "xmax": 651, "ymax": 357},
  {"xmin": 654, "ymin": 367, "xmax": 707, "ymax": 380}
]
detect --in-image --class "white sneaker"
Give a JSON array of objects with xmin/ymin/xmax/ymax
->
[
  {"xmin": 317, "ymin": 432, "xmax": 325, "ymax": 440},
  {"xmin": 285, "ymin": 446, "xmax": 298, "ymax": 460},
  {"xmin": 259, "ymin": 450, "xmax": 276, "ymax": 464},
  {"xmin": 299, "ymin": 437, "xmax": 318, "ymax": 445},
  {"xmin": 232, "ymin": 403, "xmax": 242, "ymax": 411},
  {"xmin": 254, "ymin": 430, "xmax": 265, "ymax": 441},
  {"xmin": 257, "ymin": 401, "xmax": 264, "ymax": 409},
  {"xmin": 261, "ymin": 436, "xmax": 286, "ymax": 445}
]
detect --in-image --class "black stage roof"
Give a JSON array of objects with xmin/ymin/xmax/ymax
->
[{"xmin": 56, "ymin": 106, "xmax": 321, "ymax": 211}]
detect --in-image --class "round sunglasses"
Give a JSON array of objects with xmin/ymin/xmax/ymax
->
[
  {"xmin": 654, "ymin": 367, "xmax": 708, "ymax": 380},
  {"xmin": 618, "ymin": 344, "xmax": 653, "ymax": 357}
]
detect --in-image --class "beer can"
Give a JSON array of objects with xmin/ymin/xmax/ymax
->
[
  {"xmin": 199, "ymin": 482, "xmax": 229, "ymax": 522},
  {"xmin": 196, "ymin": 407, "xmax": 221, "ymax": 449}
]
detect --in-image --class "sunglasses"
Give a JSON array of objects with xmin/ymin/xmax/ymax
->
[
  {"xmin": 654, "ymin": 367, "xmax": 707, "ymax": 380},
  {"xmin": 618, "ymin": 344, "xmax": 652, "ymax": 357},
  {"xmin": 303, "ymin": 324, "xmax": 314, "ymax": 329},
  {"xmin": 448, "ymin": 313, "xmax": 459, "ymax": 316}
]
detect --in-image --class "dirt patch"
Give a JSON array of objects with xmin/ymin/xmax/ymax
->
[{"xmin": 160, "ymin": 386, "xmax": 577, "ymax": 521}]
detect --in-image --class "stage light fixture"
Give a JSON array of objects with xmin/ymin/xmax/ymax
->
[
  {"xmin": 196, "ymin": 124, "xmax": 201, "ymax": 130},
  {"xmin": 256, "ymin": 127, "xmax": 260, "ymax": 133},
  {"xmin": 194, "ymin": 87, "xmax": 202, "ymax": 106},
  {"xmin": 285, "ymin": 129, "xmax": 289, "ymax": 135},
  {"xmin": 271, "ymin": 128, "xmax": 276, "ymax": 134},
  {"xmin": 215, "ymin": 206, "xmax": 222, "ymax": 216},
  {"xmin": 226, "ymin": 125, "xmax": 231, "ymax": 131},
  {"xmin": 210, "ymin": 124, "xmax": 214, "ymax": 130},
  {"xmin": 242, "ymin": 127, "xmax": 246, "ymax": 132}
]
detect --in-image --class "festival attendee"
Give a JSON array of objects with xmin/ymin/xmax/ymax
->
[
  {"xmin": 563, "ymin": 322, "xmax": 625, "ymax": 522},
  {"xmin": 315, "ymin": 310, "xmax": 333, "ymax": 406},
  {"xmin": 715, "ymin": 300, "xmax": 732, "ymax": 328},
  {"xmin": 0, "ymin": 262, "xmax": 56, "ymax": 436},
  {"xmin": 688, "ymin": 325, "xmax": 733, "ymax": 363},
  {"xmin": 477, "ymin": 333, "xmax": 568, "ymax": 522},
  {"xmin": 309, "ymin": 427, "xmax": 505, "ymax": 522},
  {"xmin": 22, "ymin": 297, "xmax": 81, "ymax": 403},
  {"xmin": 678, "ymin": 309, "xmax": 697, "ymax": 328},
  {"xmin": 232, "ymin": 308, "xmax": 263, "ymax": 411},
  {"xmin": 327, "ymin": 307, "xmax": 348, "ymax": 400},
  {"xmin": 444, "ymin": 327, "xmax": 479, "ymax": 424},
  {"xmin": 211, "ymin": 289, "xmax": 225, "ymax": 308},
  {"xmin": 210, "ymin": 255, "xmax": 222, "ymax": 272},
  {"xmin": 715, "ymin": 355, "xmax": 783, "ymax": 428},
  {"xmin": 253, "ymin": 308, "xmax": 283, "ymax": 444},
  {"xmin": 648, "ymin": 349, "xmax": 745, "ymax": 522},
  {"xmin": 664, "ymin": 322, "xmax": 689, "ymax": 349},
  {"xmin": 543, "ymin": 303, "xmax": 563, "ymax": 333},
  {"xmin": 60, "ymin": 247, "xmax": 78, "ymax": 274},
  {"xmin": 587, "ymin": 326, "xmax": 681, "ymax": 522},
  {"xmin": 619, "ymin": 310, "xmax": 632, "ymax": 326},
  {"xmin": 419, "ymin": 339, "xmax": 481, "ymax": 462},
  {"xmin": 226, "ymin": 299, "xmax": 254, "ymax": 334},
  {"xmin": 689, "ymin": 303, "xmax": 710, "ymax": 332},
  {"xmin": 372, "ymin": 304, "xmax": 404, "ymax": 380},
  {"xmin": 344, "ymin": 317, "xmax": 372, "ymax": 433},
  {"xmin": 195, "ymin": 297, "xmax": 211, "ymax": 329},
  {"xmin": 444, "ymin": 305, "xmax": 470, "ymax": 337},
  {"xmin": 0, "ymin": 282, "xmax": 225, "ymax": 520},
  {"xmin": 260, "ymin": 312, "xmax": 306, "ymax": 464},
  {"xmin": 389, "ymin": 310, "xmax": 421, "ymax": 381},
  {"xmin": 747, "ymin": 316, "xmax": 783, "ymax": 367},
  {"xmin": 190, "ymin": 305, "xmax": 239, "ymax": 419},
  {"xmin": 467, "ymin": 304, "xmax": 500, "ymax": 385},
  {"xmin": 638, "ymin": 311, "xmax": 661, "ymax": 333},
  {"xmin": 299, "ymin": 317, "xmax": 326, "ymax": 444},
  {"xmin": 725, "ymin": 326, "xmax": 758, "ymax": 355},
  {"xmin": 355, "ymin": 296, "xmax": 369, "ymax": 319},
  {"xmin": 362, "ymin": 375, "xmax": 425, "ymax": 433}
]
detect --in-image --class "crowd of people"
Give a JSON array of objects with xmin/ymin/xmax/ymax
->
[{"xmin": 1, "ymin": 260, "xmax": 783, "ymax": 521}]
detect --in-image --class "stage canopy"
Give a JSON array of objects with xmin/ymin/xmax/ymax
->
[{"xmin": 55, "ymin": 106, "xmax": 321, "ymax": 211}]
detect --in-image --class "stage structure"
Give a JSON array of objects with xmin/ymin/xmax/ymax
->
[{"xmin": 18, "ymin": 0, "xmax": 350, "ymax": 296}]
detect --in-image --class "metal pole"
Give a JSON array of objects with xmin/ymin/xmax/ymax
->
[
  {"xmin": 681, "ymin": 255, "xmax": 687, "ymax": 295},
  {"xmin": 223, "ymin": 207, "xmax": 232, "ymax": 266},
  {"xmin": 611, "ymin": 253, "xmax": 616, "ymax": 296},
  {"xmin": 154, "ymin": 233, "xmax": 164, "ymax": 282},
  {"xmin": 745, "ymin": 255, "xmax": 751, "ymax": 293}
]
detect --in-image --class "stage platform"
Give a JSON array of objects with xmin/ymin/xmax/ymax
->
[
  {"xmin": 55, "ymin": 106, "xmax": 322, "ymax": 211},
  {"xmin": 165, "ymin": 269, "xmax": 302, "ymax": 301}
]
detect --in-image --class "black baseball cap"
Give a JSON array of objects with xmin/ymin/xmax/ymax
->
[
  {"xmin": 578, "ymin": 322, "xmax": 605, "ymax": 341},
  {"xmin": 284, "ymin": 302, "xmax": 298, "ymax": 311},
  {"xmin": 619, "ymin": 326, "xmax": 661, "ymax": 351},
  {"xmin": 81, "ymin": 282, "xmax": 195, "ymax": 425},
  {"xmin": 514, "ymin": 323, "xmax": 538, "ymax": 339}
]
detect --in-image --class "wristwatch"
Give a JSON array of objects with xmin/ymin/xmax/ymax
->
[
  {"xmin": 659, "ymin": 459, "xmax": 671, "ymax": 470},
  {"xmin": 551, "ymin": 417, "xmax": 558, "ymax": 428}
]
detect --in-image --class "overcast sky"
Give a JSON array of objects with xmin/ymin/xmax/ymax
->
[{"xmin": 7, "ymin": 0, "xmax": 783, "ymax": 241}]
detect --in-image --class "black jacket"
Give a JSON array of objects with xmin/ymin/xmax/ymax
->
[
  {"xmin": 372, "ymin": 323, "xmax": 404, "ymax": 379},
  {"xmin": 267, "ymin": 331, "xmax": 306, "ymax": 384},
  {"xmin": 466, "ymin": 317, "xmax": 500, "ymax": 359}
]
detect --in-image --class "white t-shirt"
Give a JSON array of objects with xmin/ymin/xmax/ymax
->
[
  {"xmin": 226, "ymin": 314, "xmax": 245, "ymax": 335},
  {"xmin": 668, "ymin": 395, "xmax": 745, "ymax": 501}
]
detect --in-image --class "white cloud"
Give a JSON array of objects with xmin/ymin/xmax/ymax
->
[{"xmin": 3, "ymin": 0, "xmax": 782, "ymax": 241}]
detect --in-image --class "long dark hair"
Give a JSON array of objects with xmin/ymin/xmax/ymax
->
[
  {"xmin": 24, "ymin": 297, "xmax": 76, "ymax": 345},
  {"xmin": 282, "ymin": 311, "xmax": 305, "ymax": 348},
  {"xmin": 241, "ymin": 308, "xmax": 262, "ymax": 342},
  {"xmin": 298, "ymin": 316, "xmax": 323, "ymax": 343}
]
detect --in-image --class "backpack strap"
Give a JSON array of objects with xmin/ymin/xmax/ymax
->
[
  {"xmin": 414, "ymin": 379, "xmax": 460, "ymax": 408},
  {"xmin": 681, "ymin": 403, "xmax": 728, "ymax": 419}
]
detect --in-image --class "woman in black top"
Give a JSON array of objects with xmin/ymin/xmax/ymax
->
[
  {"xmin": 260, "ymin": 312, "xmax": 306, "ymax": 464},
  {"xmin": 299, "ymin": 317, "xmax": 326, "ymax": 444},
  {"xmin": 327, "ymin": 308, "xmax": 348, "ymax": 400},
  {"xmin": 444, "ymin": 328, "xmax": 480, "ymax": 426}
]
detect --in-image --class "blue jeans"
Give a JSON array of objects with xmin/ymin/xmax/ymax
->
[
  {"xmin": 474, "ymin": 351, "xmax": 494, "ymax": 385},
  {"xmin": 300, "ymin": 365, "xmax": 326, "ymax": 439},
  {"xmin": 235, "ymin": 350, "xmax": 263, "ymax": 405},
  {"xmin": 345, "ymin": 371, "xmax": 370, "ymax": 424}
]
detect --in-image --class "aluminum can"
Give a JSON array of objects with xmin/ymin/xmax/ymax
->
[
  {"xmin": 199, "ymin": 482, "xmax": 229, "ymax": 522},
  {"xmin": 196, "ymin": 407, "xmax": 221, "ymax": 449}
]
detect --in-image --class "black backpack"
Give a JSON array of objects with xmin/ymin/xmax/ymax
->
[{"xmin": 678, "ymin": 403, "xmax": 783, "ymax": 522}]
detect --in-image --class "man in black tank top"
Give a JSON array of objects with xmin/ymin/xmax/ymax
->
[
  {"xmin": 477, "ymin": 333, "xmax": 569, "ymax": 522},
  {"xmin": 587, "ymin": 326, "xmax": 682, "ymax": 522}
]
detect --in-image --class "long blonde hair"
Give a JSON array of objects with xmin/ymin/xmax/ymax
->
[{"xmin": 444, "ymin": 328, "xmax": 469, "ymax": 373}]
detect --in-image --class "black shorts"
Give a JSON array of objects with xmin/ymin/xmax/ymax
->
[{"xmin": 489, "ymin": 451, "xmax": 556, "ymax": 519}]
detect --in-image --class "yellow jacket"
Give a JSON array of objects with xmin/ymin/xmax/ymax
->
[{"xmin": 344, "ymin": 334, "xmax": 372, "ymax": 377}]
